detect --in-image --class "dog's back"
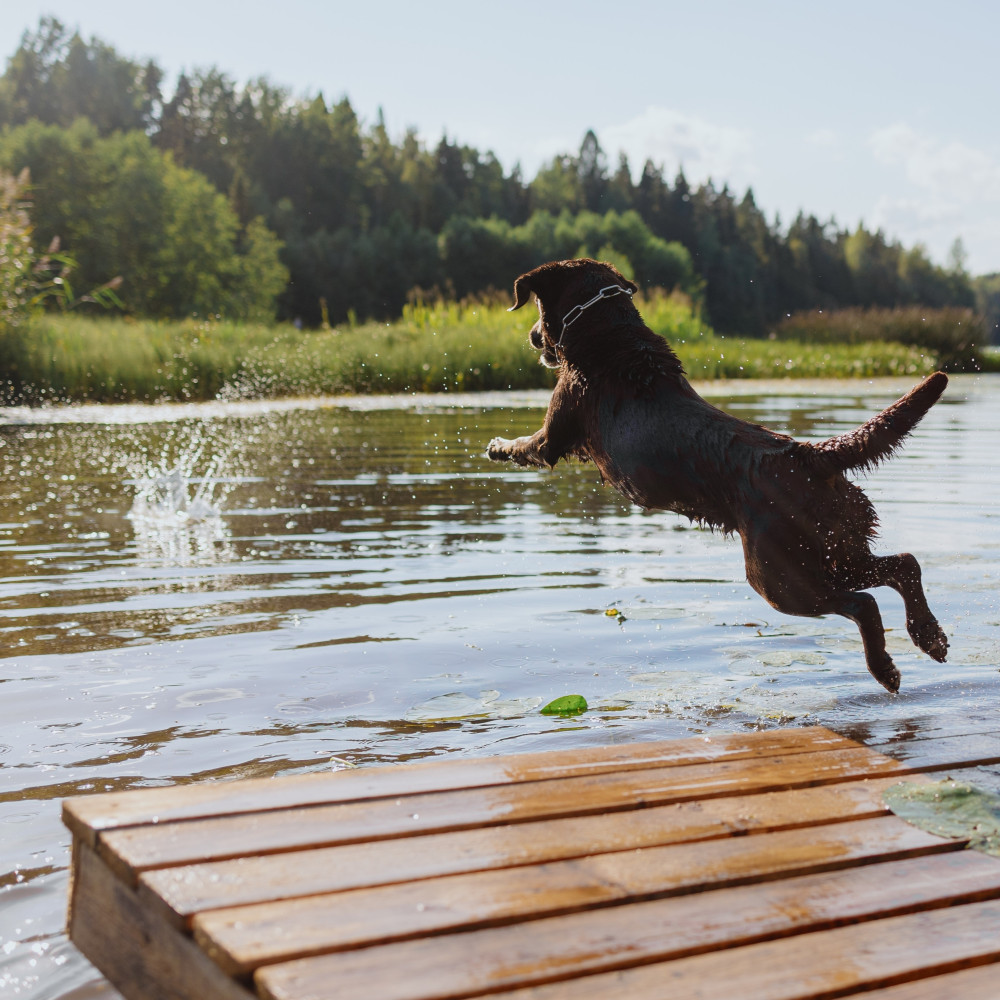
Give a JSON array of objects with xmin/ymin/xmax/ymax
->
[{"xmin": 584, "ymin": 378, "xmax": 796, "ymax": 531}]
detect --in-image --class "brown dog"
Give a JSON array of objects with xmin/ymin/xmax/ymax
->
[{"xmin": 487, "ymin": 258, "xmax": 949, "ymax": 692}]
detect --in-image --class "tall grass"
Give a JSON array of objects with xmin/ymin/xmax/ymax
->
[
  {"xmin": 0, "ymin": 316, "xmax": 273, "ymax": 402},
  {"xmin": 0, "ymin": 306, "xmax": 553, "ymax": 403},
  {"xmin": 674, "ymin": 332, "xmax": 936, "ymax": 380},
  {"xmin": 0, "ymin": 294, "xmax": 961, "ymax": 405},
  {"xmin": 772, "ymin": 306, "xmax": 985, "ymax": 371}
]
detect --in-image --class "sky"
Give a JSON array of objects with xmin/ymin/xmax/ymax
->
[{"xmin": 2, "ymin": 0, "xmax": 999, "ymax": 274}]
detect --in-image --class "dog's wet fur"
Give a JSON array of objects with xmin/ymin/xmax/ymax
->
[{"xmin": 487, "ymin": 258, "xmax": 949, "ymax": 692}]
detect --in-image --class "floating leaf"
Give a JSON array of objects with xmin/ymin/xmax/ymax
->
[
  {"xmin": 884, "ymin": 780, "xmax": 1000, "ymax": 856},
  {"xmin": 540, "ymin": 694, "xmax": 588, "ymax": 716},
  {"xmin": 755, "ymin": 650, "xmax": 827, "ymax": 668},
  {"xmin": 604, "ymin": 608, "xmax": 619, "ymax": 617},
  {"xmin": 489, "ymin": 697, "xmax": 544, "ymax": 718}
]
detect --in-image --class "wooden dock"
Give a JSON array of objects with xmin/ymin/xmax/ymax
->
[{"xmin": 63, "ymin": 725, "xmax": 1000, "ymax": 1000}]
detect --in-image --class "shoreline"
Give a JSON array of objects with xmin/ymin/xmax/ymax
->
[{"xmin": 0, "ymin": 372, "xmax": 989, "ymax": 426}]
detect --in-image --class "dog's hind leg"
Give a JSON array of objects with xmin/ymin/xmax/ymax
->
[
  {"xmin": 741, "ymin": 531, "xmax": 901, "ymax": 691},
  {"xmin": 828, "ymin": 590, "xmax": 901, "ymax": 693},
  {"xmin": 761, "ymin": 580, "xmax": 901, "ymax": 692},
  {"xmin": 743, "ymin": 532, "xmax": 900, "ymax": 694},
  {"xmin": 862, "ymin": 553, "xmax": 948, "ymax": 663}
]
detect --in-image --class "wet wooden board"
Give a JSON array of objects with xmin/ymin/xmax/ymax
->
[
  {"xmin": 64, "ymin": 725, "xmax": 1000, "ymax": 1000},
  {"xmin": 63, "ymin": 725, "xmax": 859, "ymax": 846}
]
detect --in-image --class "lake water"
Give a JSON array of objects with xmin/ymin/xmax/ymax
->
[{"xmin": 1, "ymin": 375, "xmax": 998, "ymax": 998}]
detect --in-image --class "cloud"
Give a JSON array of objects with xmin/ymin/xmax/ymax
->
[
  {"xmin": 868, "ymin": 122, "xmax": 1000, "ymax": 273},
  {"xmin": 599, "ymin": 106, "xmax": 754, "ymax": 185},
  {"xmin": 805, "ymin": 128, "xmax": 838, "ymax": 148},
  {"xmin": 869, "ymin": 124, "xmax": 1000, "ymax": 203},
  {"xmin": 865, "ymin": 123, "xmax": 1000, "ymax": 271}
]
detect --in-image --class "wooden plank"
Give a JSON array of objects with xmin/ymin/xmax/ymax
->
[
  {"xmin": 194, "ymin": 816, "xmax": 961, "ymax": 974},
  {"xmin": 847, "ymin": 962, "xmax": 1000, "ymax": 999},
  {"xmin": 67, "ymin": 840, "xmax": 255, "ymax": 1000},
  {"xmin": 250, "ymin": 852, "xmax": 1000, "ymax": 1000},
  {"xmin": 98, "ymin": 745, "xmax": 909, "ymax": 882},
  {"xmin": 141, "ymin": 777, "xmax": 904, "ymax": 926},
  {"xmin": 63, "ymin": 726, "xmax": 857, "ymax": 846},
  {"xmin": 258, "ymin": 900, "xmax": 1000, "ymax": 1000}
]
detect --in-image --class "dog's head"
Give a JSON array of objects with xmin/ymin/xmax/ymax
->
[{"xmin": 509, "ymin": 259, "xmax": 638, "ymax": 368}]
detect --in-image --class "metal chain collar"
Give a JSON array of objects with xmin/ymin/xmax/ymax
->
[{"xmin": 555, "ymin": 284, "xmax": 635, "ymax": 353}]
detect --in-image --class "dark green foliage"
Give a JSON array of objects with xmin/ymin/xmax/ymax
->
[
  {"xmin": 438, "ymin": 210, "xmax": 695, "ymax": 303},
  {"xmin": 0, "ymin": 17, "xmax": 979, "ymax": 333},
  {"xmin": 286, "ymin": 217, "xmax": 441, "ymax": 325},
  {"xmin": 0, "ymin": 168, "xmax": 33, "ymax": 326},
  {"xmin": 0, "ymin": 122, "xmax": 287, "ymax": 320}
]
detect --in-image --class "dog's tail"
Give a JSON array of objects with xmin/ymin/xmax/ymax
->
[{"xmin": 808, "ymin": 371, "xmax": 948, "ymax": 475}]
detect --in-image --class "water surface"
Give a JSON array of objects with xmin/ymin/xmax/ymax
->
[{"xmin": 1, "ymin": 375, "xmax": 997, "ymax": 998}]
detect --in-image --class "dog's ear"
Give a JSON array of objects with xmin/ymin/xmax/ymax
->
[
  {"xmin": 509, "ymin": 273, "xmax": 535, "ymax": 312},
  {"xmin": 508, "ymin": 261, "xmax": 573, "ymax": 312},
  {"xmin": 510, "ymin": 259, "xmax": 635, "ymax": 312}
]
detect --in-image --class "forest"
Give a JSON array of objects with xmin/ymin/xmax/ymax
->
[{"xmin": 0, "ymin": 16, "xmax": 995, "ymax": 339}]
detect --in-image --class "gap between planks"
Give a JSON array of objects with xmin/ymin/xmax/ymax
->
[
  {"xmin": 141, "ymin": 777, "xmax": 907, "ymax": 927},
  {"xmin": 97, "ymin": 744, "xmax": 919, "ymax": 884}
]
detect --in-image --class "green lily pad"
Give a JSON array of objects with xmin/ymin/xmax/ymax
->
[
  {"xmin": 884, "ymin": 780, "xmax": 1000, "ymax": 856},
  {"xmin": 540, "ymin": 694, "xmax": 588, "ymax": 716}
]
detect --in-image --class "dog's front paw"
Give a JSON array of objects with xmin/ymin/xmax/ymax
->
[{"xmin": 486, "ymin": 437, "xmax": 512, "ymax": 461}]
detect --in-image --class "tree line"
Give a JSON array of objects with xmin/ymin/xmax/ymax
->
[{"xmin": 0, "ymin": 16, "xmax": 987, "ymax": 335}]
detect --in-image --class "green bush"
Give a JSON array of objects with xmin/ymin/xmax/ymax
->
[{"xmin": 438, "ymin": 210, "xmax": 697, "ymax": 304}]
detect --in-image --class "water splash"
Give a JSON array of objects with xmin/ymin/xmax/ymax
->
[{"xmin": 127, "ymin": 444, "xmax": 234, "ymax": 567}]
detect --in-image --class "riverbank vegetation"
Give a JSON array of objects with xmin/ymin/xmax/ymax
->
[{"xmin": 3, "ymin": 294, "xmax": 982, "ymax": 406}]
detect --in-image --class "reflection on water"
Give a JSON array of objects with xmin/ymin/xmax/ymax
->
[{"xmin": 0, "ymin": 375, "xmax": 998, "ymax": 998}]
